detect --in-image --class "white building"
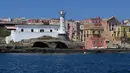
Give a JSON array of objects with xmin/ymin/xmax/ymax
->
[{"xmin": 6, "ymin": 10, "xmax": 67, "ymax": 44}]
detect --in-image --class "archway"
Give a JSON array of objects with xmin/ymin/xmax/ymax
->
[
  {"xmin": 55, "ymin": 42, "xmax": 68, "ymax": 49},
  {"xmin": 33, "ymin": 42, "xmax": 49, "ymax": 48}
]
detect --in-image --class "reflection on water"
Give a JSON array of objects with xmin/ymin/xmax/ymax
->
[{"xmin": 0, "ymin": 53, "xmax": 130, "ymax": 73}]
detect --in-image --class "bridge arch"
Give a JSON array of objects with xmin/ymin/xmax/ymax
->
[
  {"xmin": 55, "ymin": 42, "xmax": 68, "ymax": 49},
  {"xmin": 33, "ymin": 41, "xmax": 49, "ymax": 48}
]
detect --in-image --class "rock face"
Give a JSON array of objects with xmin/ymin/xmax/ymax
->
[
  {"xmin": 13, "ymin": 36, "xmax": 83, "ymax": 49},
  {"xmin": 0, "ymin": 38, "xmax": 6, "ymax": 44}
]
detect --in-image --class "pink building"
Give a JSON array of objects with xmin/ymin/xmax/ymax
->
[
  {"xmin": 85, "ymin": 36, "xmax": 107, "ymax": 49},
  {"xmin": 66, "ymin": 20, "xmax": 81, "ymax": 41},
  {"xmin": 84, "ymin": 24, "xmax": 107, "ymax": 49}
]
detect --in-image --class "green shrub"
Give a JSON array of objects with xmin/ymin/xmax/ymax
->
[{"xmin": 0, "ymin": 27, "xmax": 11, "ymax": 37}]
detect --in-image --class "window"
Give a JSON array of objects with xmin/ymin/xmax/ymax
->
[
  {"xmin": 87, "ymin": 31, "xmax": 89, "ymax": 35},
  {"xmin": 106, "ymin": 41, "xmax": 109, "ymax": 43},
  {"xmin": 98, "ymin": 31, "xmax": 100, "ymax": 34},
  {"xmin": 31, "ymin": 29, "xmax": 34, "ymax": 32},
  {"xmin": 93, "ymin": 31, "xmax": 95, "ymax": 34},
  {"xmin": 118, "ymin": 28, "xmax": 120, "ymax": 31},
  {"xmin": 40, "ymin": 29, "xmax": 44, "ymax": 32},
  {"xmin": 101, "ymin": 41, "xmax": 102, "ymax": 43},
  {"xmin": 93, "ymin": 41, "xmax": 96, "ymax": 47},
  {"xmin": 124, "ymin": 34, "xmax": 126, "ymax": 37},
  {"xmin": 93, "ymin": 41, "xmax": 95, "ymax": 43},
  {"xmin": 87, "ymin": 34, "xmax": 89, "ymax": 37},
  {"xmin": 112, "ymin": 24, "xmax": 114, "ymax": 26},
  {"xmin": 50, "ymin": 29, "xmax": 52, "ymax": 32},
  {"xmin": 21, "ymin": 29, "xmax": 24, "ymax": 32},
  {"xmin": 124, "ymin": 28, "xmax": 125, "ymax": 31},
  {"xmin": 67, "ymin": 23, "xmax": 70, "ymax": 29},
  {"xmin": 112, "ymin": 27, "xmax": 114, "ymax": 31}
]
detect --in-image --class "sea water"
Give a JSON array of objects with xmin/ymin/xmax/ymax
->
[{"xmin": 0, "ymin": 53, "xmax": 130, "ymax": 73}]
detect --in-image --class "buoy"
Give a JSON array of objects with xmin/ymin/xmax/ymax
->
[{"xmin": 84, "ymin": 52, "xmax": 86, "ymax": 54}]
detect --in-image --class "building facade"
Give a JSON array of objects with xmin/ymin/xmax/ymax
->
[
  {"xmin": 101, "ymin": 16, "xmax": 120, "ymax": 47},
  {"xmin": 6, "ymin": 25, "xmax": 59, "ymax": 42},
  {"xmin": 84, "ymin": 24, "xmax": 107, "ymax": 49},
  {"xmin": 13, "ymin": 18, "xmax": 27, "ymax": 24},
  {"xmin": 111, "ymin": 25, "xmax": 130, "ymax": 47},
  {"xmin": 114, "ymin": 25, "xmax": 130, "ymax": 38},
  {"xmin": 49, "ymin": 18, "xmax": 60, "ymax": 25},
  {"xmin": 66, "ymin": 20, "xmax": 81, "ymax": 41},
  {"xmin": 0, "ymin": 18, "xmax": 11, "ymax": 23}
]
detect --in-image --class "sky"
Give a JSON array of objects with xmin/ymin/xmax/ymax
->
[{"xmin": 0, "ymin": 0, "xmax": 130, "ymax": 21}]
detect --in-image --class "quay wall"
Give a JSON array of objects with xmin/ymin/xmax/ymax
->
[{"xmin": 0, "ymin": 47, "xmax": 130, "ymax": 53}]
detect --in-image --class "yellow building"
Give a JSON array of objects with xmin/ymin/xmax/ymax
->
[
  {"xmin": 113, "ymin": 25, "xmax": 130, "ymax": 38},
  {"xmin": 112, "ymin": 25, "xmax": 130, "ymax": 47}
]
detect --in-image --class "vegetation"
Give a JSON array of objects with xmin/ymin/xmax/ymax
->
[{"xmin": 0, "ymin": 27, "xmax": 11, "ymax": 37}]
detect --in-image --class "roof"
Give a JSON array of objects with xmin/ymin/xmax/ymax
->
[
  {"xmin": 83, "ymin": 17, "xmax": 101, "ymax": 21},
  {"xmin": 15, "ymin": 25, "xmax": 60, "ymax": 29},
  {"xmin": 102, "ymin": 16, "xmax": 117, "ymax": 21},
  {"xmin": 5, "ymin": 26, "xmax": 16, "ymax": 30}
]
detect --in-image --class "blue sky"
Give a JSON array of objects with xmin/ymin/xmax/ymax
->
[{"xmin": 0, "ymin": 0, "xmax": 130, "ymax": 21}]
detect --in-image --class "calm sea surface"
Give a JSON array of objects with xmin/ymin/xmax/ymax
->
[{"xmin": 0, "ymin": 53, "xmax": 130, "ymax": 73}]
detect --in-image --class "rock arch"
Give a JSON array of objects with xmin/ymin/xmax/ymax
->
[
  {"xmin": 33, "ymin": 42, "xmax": 49, "ymax": 48},
  {"xmin": 55, "ymin": 42, "xmax": 68, "ymax": 49}
]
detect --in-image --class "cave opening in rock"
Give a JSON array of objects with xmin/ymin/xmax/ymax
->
[
  {"xmin": 55, "ymin": 42, "xmax": 68, "ymax": 49},
  {"xmin": 33, "ymin": 42, "xmax": 49, "ymax": 48}
]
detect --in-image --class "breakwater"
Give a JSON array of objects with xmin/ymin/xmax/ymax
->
[
  {"xmin": 0, "ymin": 44, "xmax": 129, "ymax": 53},
  {"xmin": 0, "ymin": 47, "xmax": 130, "ymax": 53}
]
